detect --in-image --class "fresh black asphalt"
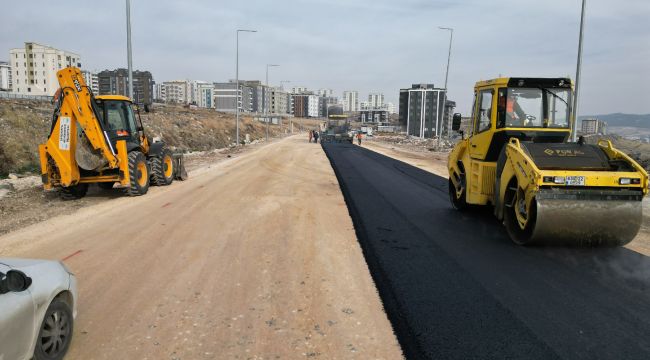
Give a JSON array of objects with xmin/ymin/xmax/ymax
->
[{"xmin": 322, "ymin": 142, "xmax": 650, "ymax": 360}]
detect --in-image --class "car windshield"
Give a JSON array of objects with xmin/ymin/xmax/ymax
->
[{"xmin": 502, "ymin": 87, "xmax": 571, "ymax": 128}]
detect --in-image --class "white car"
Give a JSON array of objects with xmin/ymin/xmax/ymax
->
[{"xmin": 0, "ymin": 259, "xmax": 77, "ymax": 360}]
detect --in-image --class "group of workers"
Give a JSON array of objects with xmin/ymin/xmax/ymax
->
[{"xmin": 308, "ymin": 130, "xmax": 363, "ymax": 145}]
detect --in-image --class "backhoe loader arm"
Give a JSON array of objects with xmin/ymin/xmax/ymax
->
[{"xmin": 57, "ymin": 67, "xmax": 118, "ymax": 168}]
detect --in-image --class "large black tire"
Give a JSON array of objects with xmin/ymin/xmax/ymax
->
[
  {"xmin": 125, "ymin": 151, "xmax": 150, "ymax": 196},
  {"xmin": 33, "ymin": 298, "xmax": 74, "ymax": 360},
  {"xmin": 448, "ymin": 177, "xmax": 468, "ymax": 211},
  {"xmin": 59, "ymin": 183, "xmax": 88, "ymax": 200},
  {"xmin": 504, "ymin": 185, "xmax": 537, "ymax": 245},
  {"xmin": 97, "ymin": 182, "xmax": 115, "ymax": 190},
  {"xmin": 150, "ymin": 148, "xmax": 174, "ymax": 186}
]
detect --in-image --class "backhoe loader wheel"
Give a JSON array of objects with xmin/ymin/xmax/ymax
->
[
  {"xmin": 150, "ymin": 148, "xmax": 174, "ymax": 186},
  {"xmin": 448, "ymin": 177, "xmax": 468, "ymax": 211},
  {"xmin": 504, "ymin": 184, "xmax": 536, "ymax": 245},
  {"xmin": 125, "ymin": 151, "xmax": 150, "ymax": 196},
  {"xmin": 59, "ymin": 183, "xmax": 89, "ymax": 200}
]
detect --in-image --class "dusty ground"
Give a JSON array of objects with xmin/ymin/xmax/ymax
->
[
  {"xmin": 0, "ymin": 135, "xmax": 402, "ymax": 360},
  {"xmin": 363, "ymin": 135, "xmax": 650, "ymax": 257}
]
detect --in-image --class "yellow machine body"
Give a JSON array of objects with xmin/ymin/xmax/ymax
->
[{"xmin": 448, "ymin": 77, "xmax": 648, "ymax": 245}]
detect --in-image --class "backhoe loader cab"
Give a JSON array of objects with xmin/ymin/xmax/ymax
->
[
  {"xmin": 38, "ymin": 67, "xmax": 186, "ymax": 200},
  {"xmin": 448, "ymin": 77, "xmax": 648, "ymax": 246}
]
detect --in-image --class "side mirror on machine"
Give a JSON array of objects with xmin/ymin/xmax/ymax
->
[
  {"xmin": 452, "ymin": 113, "xmax": 462, "ymax": 131},
  {"xmin": 0, "ymin": 270, "xmax": 32, "ymax": 294}
]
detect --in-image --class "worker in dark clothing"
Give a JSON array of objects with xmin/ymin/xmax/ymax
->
[{"xmin": 313, "ymin": 131, "xmax": 319, "ymax": 144}]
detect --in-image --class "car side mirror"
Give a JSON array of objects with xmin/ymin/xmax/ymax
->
[
  {"xmin": 0, "ymin": 270, "xmax": 32, "ymax": 294},
  {"xmin": 452, "ymin": 113, "xmax": 462, "ymax": 131}
]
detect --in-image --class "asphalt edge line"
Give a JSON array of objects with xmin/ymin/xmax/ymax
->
[{"xmin": 320, "ymin": 143, "xmax": 424, "ymax": 360}]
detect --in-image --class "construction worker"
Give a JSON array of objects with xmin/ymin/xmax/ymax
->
[
  {"xmin": 506, "ymin": 93, "xmax": 526, "ymax": 126},
  {"xmin": 356, "ymin": 132, "xmax": 363, "ymax": 146},
  {"xmin": 308, "ymin": 130, "xmax": 313, "ymax": 143},
  {"xmin": 313, "ymin": 131, "xmax": 319, "ymax": 144}
]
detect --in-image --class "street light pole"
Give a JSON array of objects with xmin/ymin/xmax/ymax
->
[
  {"xmin": 438, "ymin": 26, "xmax": 453, "ymax": 149},
  {"xmin": 236, "ymin": 29, "xmax": 257, "ymax": 146},
  {"xmin": 265, "ymin": 64, "xmax": 279, "ymax": 142},
  {"xmin": 126, "ymin": 0, "xmax": 133, "ymax": 100},
  {"xmin": 572, "ymin": 0, "xmax": 587, "ymax": 142}
]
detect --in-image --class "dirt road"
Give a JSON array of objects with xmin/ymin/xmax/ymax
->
[{"xmin": 0, "ymin": 136, "xmax": 402, "ymax": 359}]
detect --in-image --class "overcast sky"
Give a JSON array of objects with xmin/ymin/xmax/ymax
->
[{"xmin": 1, "ymin": 0, "xmax": 648, "ymax": 114}]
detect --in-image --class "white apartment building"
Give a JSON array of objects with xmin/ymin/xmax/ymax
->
[
  {"xmin": 81, "ymin": 70, "xmax": 99, "ymax": 95},
  {"xmin": 9, "ymin": 42, "xmax": 81, "ymax": 96},
  {"xmin": 308, "ymin": 95, "xmax": 319, "ymax": 117},
  {"xmin": 197, "ymin": 83, "xmax": 214, "ymax": 108},
  {"xmin": 153, "ymin": 83, "xmax": 166, "ymax": 102},
  {"xmin": 163, "ymin": 80, "xmax": 188, "ymax": 104},
  {"xmin": 342, "ymin": 90, "xmax": 359, "ymax": 112},
  {"xmin": 383, "ymin": 102, "xmax": 396, "ymax": 114},
  {"xmin": 316, "ymin": 88, "xmax": 333, "ymax": 97},
  {"xmin": 368, "ymin": 92, "xmax": 384, "ymax": 109},
  {"xmin": 292, "ymin": 86, "xmax": 308, "ymax": 94},
  {"xmin": 0, "ymin": 61, "xmax": 11, "ymax": 91}
]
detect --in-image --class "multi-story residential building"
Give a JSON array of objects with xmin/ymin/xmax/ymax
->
[
  {"xmin": 368, "ymin": 92, "xmax": 384, "ymax": 109},
  {"xmin": 360, "ymin": 110, "xmax": 389, "ymax": 123},
  {"xmin": 581, "ymin": 118, "xmax": 607, "ymax": 135},
  {"xmin": 320, "ymin": 96, "xmax": 339, "ymax": 117},
  {"xmin": 342, "ymin": 90, "xmax": 359, "ymax": 112},
  {"xmin": 269, "ymin": 87, "xmax": 289, "ymax": 115},
  {"xmin": 383, "ymin": 102, "xmax": 396, "ymax": 114},
  {"xmin": 197, "ymin": 83, "xmax": 214, "ymax": 108},
  {"xmin": 98, "ymin": 68, "xmax": 154, "ymax": 105},
  {"xmin": 292, "ymin": 94, "xmax": 319, "ymax": 117},
  {"xmin": 399, "ymin": 84, "xmax": 450, "ymax": 138},
  {"xmin": 0, "ymin": 61, "xmax": 11, "ymax": 91},
  {"xmin": 9, "ymin": 42, "xmax": 81, "ymax": 96},
  {"xmin": 153, "ymin": 83, "xmax": 166, "ymax": 103},
  {"xmin": 316, "ymin": 88, "xmax": 333, "ymax": 97},
  {"xmin": 163, "ymin": 80, "xmax": 187, "ymax": 104},
  {"xmin": 214, "ymin": 81, "xmax": 254, "ymax": 113},
  {"xmin": 81, "ymin": 70, "xmax": 99, "ymax": 95},
  {"xmin": 292, "ymin": 86, "xmax": 308, "ymax": 94}
]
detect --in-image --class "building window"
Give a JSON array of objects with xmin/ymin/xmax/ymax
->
[
  {"xmin": 29, "ymin": 54, "xmax": 33, "ymax": 58},
  {"xmin": 44, "ymin": 88, "xmax": 47, "ymax": 92},
  {"xmin": 27, "ymin": 88, "xmax": 31, "ymax": 92}
]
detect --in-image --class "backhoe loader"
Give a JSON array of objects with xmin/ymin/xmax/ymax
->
[
  {"xmin": 448, "ymin": 77, "xmax": 648, "ymax": 246},
  {"xmin": 38, "ymin": 67, "xmax": 187, "ymax": 199}
]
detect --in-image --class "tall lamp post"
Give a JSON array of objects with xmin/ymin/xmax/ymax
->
[
  {"xmin": 265, "ymin": 64, "xmax": 280, "ymax": 141},
  {"xmin": 126, "ymin": 0, "xmax": 133, "ymax": 99},
  {"xmin": 572, "ymin": 0, "xmax": 587, "ymax": 142},
  {"xmin": 236, "ymin": 29, "xmax": 257, "ymax": 146},
  {"xmin": 438, "ymin": 26, "xmax": 453, "ymax": 149}
]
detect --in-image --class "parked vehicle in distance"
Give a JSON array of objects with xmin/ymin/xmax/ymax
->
[{"xmin": 0, "ymin": 258, "xmax": 78, "ymax": 360}]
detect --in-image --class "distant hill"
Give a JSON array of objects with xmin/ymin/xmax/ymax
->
[{"xmin": 579, "ymin": 113, "xmax": 650, "ymax": 128}]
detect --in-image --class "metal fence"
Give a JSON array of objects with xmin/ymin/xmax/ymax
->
[{"xmin": 0, "ymin": 92, "xmax": 52, "ymax": 102}]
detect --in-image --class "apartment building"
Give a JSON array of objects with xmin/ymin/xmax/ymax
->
[
  {"xmin": 0, "ymin": 61, "xmax": 11, "ymax": 91},
  {"xmin": 214, "ymin": 81, "xmax": 254, "ymax": 113},
  {"xmin": 581, "ymin": 118, "xmax": 607, "ymax": 135},
  {"xmin": 98, "ymin": 68, "xmax": 154, "ymax": 105},
  {"xmin": 9, "ymin": 42, "xmax": 81, "ymax": 96},
  {"xmin": 81, "ymin": 70, "xmax": 99, "ymax": 95},
  {"xmin": 197, "ymin": 83, "xmax": 214, "ymax": 108},
  {"xmin": 368, "ymin": 92, "xmax": 384, "ymax": 109},
  {"xmin": 342, "ymin": 90, "xmax": 359, "ymax": 112},
  {"xmin": 270, "ymin": 87, "xmax": 289, "ymax": 115},
  {"xmin": 399, "ymin": 84, "xmax": 448, "ymax": 138},
  {"xmin": 292, "ymin": 94, "xmax": 319, "ymax": 118},
  {"xmin": 153, "ymin": 83, "xmax": 166, "ymax": 102}
]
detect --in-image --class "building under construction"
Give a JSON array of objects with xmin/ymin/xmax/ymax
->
[{"xmin": 398, "ymin": 84, "xmax": 455, "ymax": 138}]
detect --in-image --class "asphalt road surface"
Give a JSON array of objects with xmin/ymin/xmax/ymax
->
[{"xmin": 323, "ymin": 142, "xmax": 650, "ymax": 360}]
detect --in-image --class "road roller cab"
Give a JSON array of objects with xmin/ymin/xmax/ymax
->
[{"xmin": 448, "ymin": 77, "xmax": 648, "ymax": 246}]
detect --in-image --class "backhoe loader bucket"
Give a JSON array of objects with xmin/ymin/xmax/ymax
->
[{"xmin": 172, "ymin": 153, "xmax": 188, "ymax": 180}]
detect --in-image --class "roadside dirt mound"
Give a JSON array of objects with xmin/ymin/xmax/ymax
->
[{"xmin": 0, "ymin": 99, "xmax": 285, "ymax": 177}]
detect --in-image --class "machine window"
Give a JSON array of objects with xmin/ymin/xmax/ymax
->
[
  {"xmin": 504, "ymin": 88, "xmax": 570, "ymax": 128},
  {"xmin": 476, "ymin": 90, "xmax": 493, "ymax": 133}
]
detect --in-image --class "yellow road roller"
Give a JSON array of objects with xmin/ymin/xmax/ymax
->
[{"xmin": 448, "ymin": 77, "xmax": 648, "ymax": 246}]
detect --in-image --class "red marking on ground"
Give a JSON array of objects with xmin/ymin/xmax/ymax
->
[
  {"xmin": 162, "ymin": 202, "xmax": 172, "ymax": 208},
  {"xmin": 61, "ymin": 250, "xmax": 83, "ymax": 261}
]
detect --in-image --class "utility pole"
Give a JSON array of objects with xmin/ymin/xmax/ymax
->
[
  {"xmin": 235, "ymin": 29, "xmax": 257, "ymax": 146},
  {"xmin": 126, "ymin": 0, "xmax": 133, "ymax": 100},
  {"xmin": 265, "ymin": 64, "xmax": 279, "ymax": 142},
  {"xmin": 572, "ymin": 0, "xmax": 587, "ymax": 142},
  {"xmin": 438, "ymin": 26, "xmax": 453, "ymax": 149}
]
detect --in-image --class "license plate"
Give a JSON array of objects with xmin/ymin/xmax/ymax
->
[{"xmin": 566, "ymin": 176, "xmax": 585, "ymax": 186}]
